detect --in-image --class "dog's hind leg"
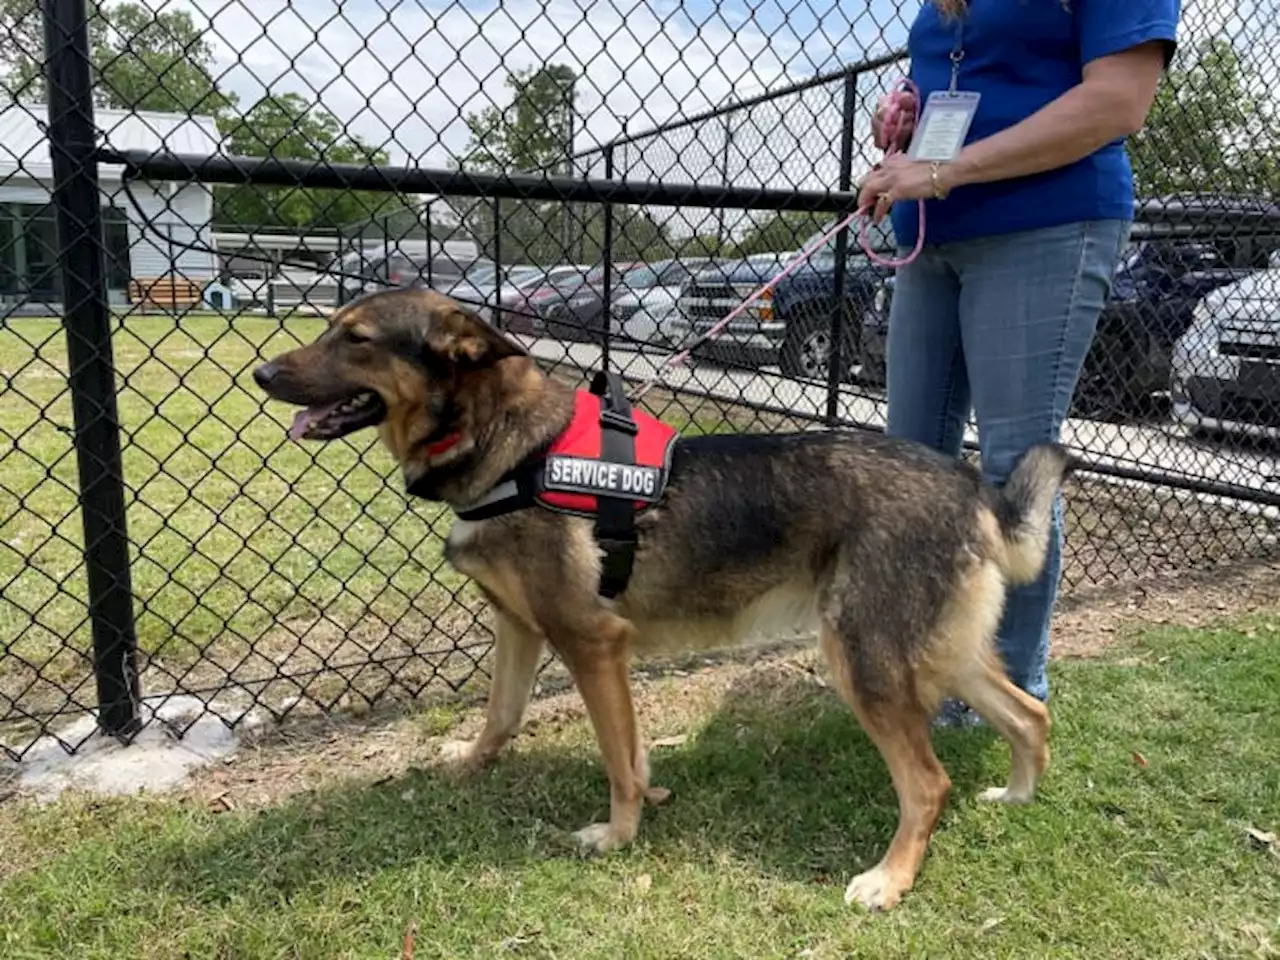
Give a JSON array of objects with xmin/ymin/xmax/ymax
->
[
  {"xmin": 952, "ymin": 655, "xmax": 1051, "ymax": 805},
  {"xmin": 438, "ymin": 611, "xmax": 545, "ymax": 771},
  {"xmin": 560, "ymin": 614, "xmax": 650, "ymax": 854},
  {"xmin": 935, "ymin": 559, "xmax": 1051, "ymax": 805},
  {"xmin": 819, "ymin": 626, "xmax": 952, "ymax": 912}
]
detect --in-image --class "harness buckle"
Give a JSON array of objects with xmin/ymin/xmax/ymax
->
[{"xmin": 598, "ymin": 407, "xmax": 639, "ymax": 436}]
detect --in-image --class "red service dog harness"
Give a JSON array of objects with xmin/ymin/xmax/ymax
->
[{"xmin": 451, "ymin": 371, "xmax": 678, "ymax": 598}]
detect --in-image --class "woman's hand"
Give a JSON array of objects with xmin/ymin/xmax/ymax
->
[
  {"xmin": 857, "ymin": 154, "xmax": 942, "ymax": 222},
  {"xmin": 872, "ymin": 90, "xmax": 916, "ymax": 151}
]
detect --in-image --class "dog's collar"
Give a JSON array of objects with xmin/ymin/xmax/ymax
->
[{"xmin": 422, "ymin": 430, "xmax": 464, "ymax": 458}]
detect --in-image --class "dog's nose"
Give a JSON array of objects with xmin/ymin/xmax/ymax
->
[{"xmin": 253, "ymin": 362, "xmax": 279, "ymax": 389}]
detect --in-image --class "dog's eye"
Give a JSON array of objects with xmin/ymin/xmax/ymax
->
[{"xmin": 345, "ymin": 329, "xmax": 372, "ymax": 344}]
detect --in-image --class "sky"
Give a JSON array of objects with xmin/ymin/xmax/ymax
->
[
  {"xmin": 131, "ymin": 0, "xmax": 1275, "ymax": 239},
  {"xmin": 176, "ymin": 0, "xmax": 916, "ymax": 167}
]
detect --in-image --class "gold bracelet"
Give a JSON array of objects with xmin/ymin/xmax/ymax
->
[{"xmin": 930, "ymin": 161, "xmax": 950, "ymax": 200}]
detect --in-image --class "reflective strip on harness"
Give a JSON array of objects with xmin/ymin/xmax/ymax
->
[{"xmin": 544, "ymin": 456, "xmax": 664, "ymax": 501}]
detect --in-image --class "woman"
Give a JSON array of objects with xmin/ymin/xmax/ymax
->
[{"xmin": 857, "ymin": 0, "xmax": 1179, "ymax": 726}]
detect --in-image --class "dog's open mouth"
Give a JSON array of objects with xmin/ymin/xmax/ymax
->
[{"xmin": 287, "ymin": 391, "xmax": 387, "ymax": 441}]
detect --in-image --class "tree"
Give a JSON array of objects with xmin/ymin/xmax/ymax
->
[
  {"xmin": 0, "ymin": 1, "xmax": 234, "ymax": 117},
  {"xmin": 459, "ymin": 64, "xmax": 577, "ymax": 172},
  {"xmin": 214, "ymin": 93, "xmax": 411, "ymax": 231},
  {"xmin": 671, "ymin": 233, "xmax": 728, "ymax": 259},
  {"xmin": 453, "ymin": 63, "xmax": 670, "ymax": 266},
  {"xmin": 730, "ymin": 212, "xmax": 826, "ymax": 257},
  {"xmin": 1128, "ymin": 37, "xmax": 1280, "ymax": 197}
]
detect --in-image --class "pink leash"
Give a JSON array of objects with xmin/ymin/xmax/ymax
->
[
  {"xmin": 860, "ymin": 78, "xmax": 926, "ymax": 269},
  {"xmin": 629, "ymin": 80, "xmax": 925, "ymax": 402}
]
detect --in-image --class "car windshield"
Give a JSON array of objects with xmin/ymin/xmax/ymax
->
[
  {"xmin": 509, "ymin": 268, "xmax": 547, "ymax": 289},
  {"xmin": 619, "ymin": 264, "xmax": 664, "ymax": 288},
  {"xmin": 463, "ymin": 264, "xmax": 497, "ymax": 284}
]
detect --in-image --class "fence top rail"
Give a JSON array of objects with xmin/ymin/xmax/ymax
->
[
  {"xmin": 101, "ymin": 149, "xmax": 867, "ymax": 213},
  {"xmin": 569, "ymin": 47, "xmax": 910, "ymax": 161}
]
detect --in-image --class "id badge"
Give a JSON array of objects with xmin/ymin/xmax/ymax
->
[{"xmin": 907, "ymin": 91, "xmax": 980, "ymax": 163}]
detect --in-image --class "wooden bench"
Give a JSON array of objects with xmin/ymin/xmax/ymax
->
[{"xmin": 127, "ymin": 276, "xmax": 205, "ymax": 312}]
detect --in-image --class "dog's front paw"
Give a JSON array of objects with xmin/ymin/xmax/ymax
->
[
  {"xmin": 572, "ymin": 822, "xmax": 629, "ymax": 854},
  {"xmin": 844, "ymin": 864, "xmax": 907, "ymax": 912},
  {"xmin": 436, "ymin": 738, "xmax": 487, "ymax": 774}
]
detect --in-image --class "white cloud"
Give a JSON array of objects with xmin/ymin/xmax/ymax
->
[
  {"xmin": 125, "ymin": 0, "xmax": 913, "ymax": 237},
  {"xmin": 146, "ymin": 0, "xmax": 911, "ymax": 166}
]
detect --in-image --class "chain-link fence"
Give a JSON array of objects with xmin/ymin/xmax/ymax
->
[{"xmin": 2, "ymin": 0, "xmax": 1278, "ymax": 760}]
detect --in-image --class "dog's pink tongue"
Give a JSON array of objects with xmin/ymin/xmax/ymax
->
[
  {"xmin": 288, "ymin": 403, "xmax": 337, "ymax": 441},
  {"xmin": 288, "ymin": 409, "xmax": 312, "ymax": 441}
]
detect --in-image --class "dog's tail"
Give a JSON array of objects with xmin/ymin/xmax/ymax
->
[{"xmin": 991, "ymin": 443, "xmax": 1077, "ymax": 586}]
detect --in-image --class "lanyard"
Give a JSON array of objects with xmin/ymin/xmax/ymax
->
[{"xmin": 949, "ymin": 19, "xmax": 965, "ymax": 94}]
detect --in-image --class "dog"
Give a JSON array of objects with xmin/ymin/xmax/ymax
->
[{"xmin": 253, "ymin": 287, "xmax": 1073, "ymax": 911}]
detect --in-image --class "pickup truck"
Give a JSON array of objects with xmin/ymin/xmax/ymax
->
[
  {"xmin": 770, "ymin": 220, "xmax": 896, "ymax": 381},
  {"xmin": 667, "ymin": 253, "xmax": 792, "ymax": 365}
]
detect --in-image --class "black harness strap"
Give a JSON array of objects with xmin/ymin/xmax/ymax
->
[
  {"xmin": 451, "ymin": 369, "xmax": 643, "ymax": 599},
  {"xmin": 588, "ymin": 370, "xmax": 640, "ymax": 600}
]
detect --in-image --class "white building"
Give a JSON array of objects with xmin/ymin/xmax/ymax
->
[{"xmin": 0, "ymin": 103, "xmax": 220, "ymax": 312}]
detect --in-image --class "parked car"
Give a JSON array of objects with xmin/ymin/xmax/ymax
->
[
  {"xmin": 332, "ymin": 247, "xmax": 495, "ymax": 305},
  {"xmin": 444, "ymin": 263, "xmax": 542, "ymax": 318},
  {"xmin": 667, "ymin": 253, "xmax": 792, "ymax": 366},
  {"xmin": 608, "ymin": 258, "xmax": 712, "ymax": 345},
  {"xmin": 863, "ymin": 219, "xmax": 1280, "ymax": 416},
  {"xmin": 1073, "ymin": 231, "xmax": 1280, "ymax": 419},
  {"xmin": 771, "ymin": 220, "xmax": 896, "ymax": 381},
  {"xmin": 537, "ymin": 263, "xmax": 640, "ymax": 342},
  {"xmin": 1171, "ymin": 265, "xmax": 1280, "ymax": 440},
  {"xmin": 494, "ymin": 265, "xmax": 590, "ymax": 333}
]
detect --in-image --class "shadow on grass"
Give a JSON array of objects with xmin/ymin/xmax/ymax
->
[{"xmin": 136, "ymin": 669, "xmax": 1012, "ymax": 909}]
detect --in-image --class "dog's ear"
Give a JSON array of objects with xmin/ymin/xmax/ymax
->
[{"xmin": 425, "ymin": 304, "xmax": 529, "ymax": 367}]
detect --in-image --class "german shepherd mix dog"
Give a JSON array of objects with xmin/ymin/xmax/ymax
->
[{"xmin": 254, "ymin": 288, "xmax": 1074, "ymax": 911}]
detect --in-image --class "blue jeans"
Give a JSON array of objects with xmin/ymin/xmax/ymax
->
[{"xmin": 885, "ymin": 219, "xmax": 1130, "ymax": 703}]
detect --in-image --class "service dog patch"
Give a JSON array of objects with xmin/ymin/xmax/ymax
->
[
  {"xmin": 543, "ymin": 456, "xmax": 664, "ymax": 502},
  {"xmin": 534, "ymin": 389, "xmax": 677, "ymax": 518}
]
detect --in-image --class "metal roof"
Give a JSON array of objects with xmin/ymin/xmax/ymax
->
[{"xmin": 0, "ymin": 102, "xmax": 221, "ymax": 183}]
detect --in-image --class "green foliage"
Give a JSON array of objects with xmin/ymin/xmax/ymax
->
[
  {"xmin": 730, "ymin": 212, "xmax": 826, "ymax": 257},
  {"xmin": 0, "ymin": 0, "xmax": 234, "ymax": 117},
  {"xmin": 671, "ymin": 233, "xmax": 730, "ymax": 259},
  {"xmin": 0, "ymin": 2, "xmax": 412, "ymax": 232},
  {"xmin": 213, "ymin": 93, "xmax": 410, "ymax": 232},
  {"xmin": 454, "ymin": 64, "xmax": 672, "ymax": 266},
  {"xmin": 459, "ymin": 64, "xmax": 578, "ymax": 172},
  {"xmin": 1129, "ymin": 37, "xmax": 1279, "ymax": 197}
]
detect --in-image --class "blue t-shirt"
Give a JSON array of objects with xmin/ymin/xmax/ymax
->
[{"xmin": 889, "ymin": 0, "xmax": 1181, "ymax": 248}]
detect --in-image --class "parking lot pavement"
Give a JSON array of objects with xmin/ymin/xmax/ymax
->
[{"xmin": 520, "ymin": 335, "xmax": 1280, "ymax": 510}]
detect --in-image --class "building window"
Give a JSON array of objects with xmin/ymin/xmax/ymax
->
[
  {"xmin": 102, "ymin": 205, "xmax": 131, "ymax": 290},
  {"xmin": 0, "ymin": 208, "xmax": 17, "ymax": 298},
  {"xmin": 0, "ymin": 201, "xmax": 133, "ymax": 301}
]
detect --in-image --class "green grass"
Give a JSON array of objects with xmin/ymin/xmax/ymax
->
[
  {"xmin": 0, "ymin": 313, "xmax": 735, "ymax": 719},
  {"xmin": 3, "ymin": 617, "xmax": 1278, "ymax": 958},
  {"xmin": 1, "ymin": 313, "xmax": 466, "ymax": 675}
]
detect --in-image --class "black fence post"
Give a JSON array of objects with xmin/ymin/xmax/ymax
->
[
  {"xmin": 492, "ymin": 198, "xmax": 501, "ymax": 278},
  {"xmin": 43, "ymin": 0, "xmax": 142, "ymax": 738},
  {"xmin": 825, "ymin": 70, "xmax": 858, "ymax": 425},
  {"xmin": 601, "ymin": 142, "xmax": 614, "ymax": 369}
]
